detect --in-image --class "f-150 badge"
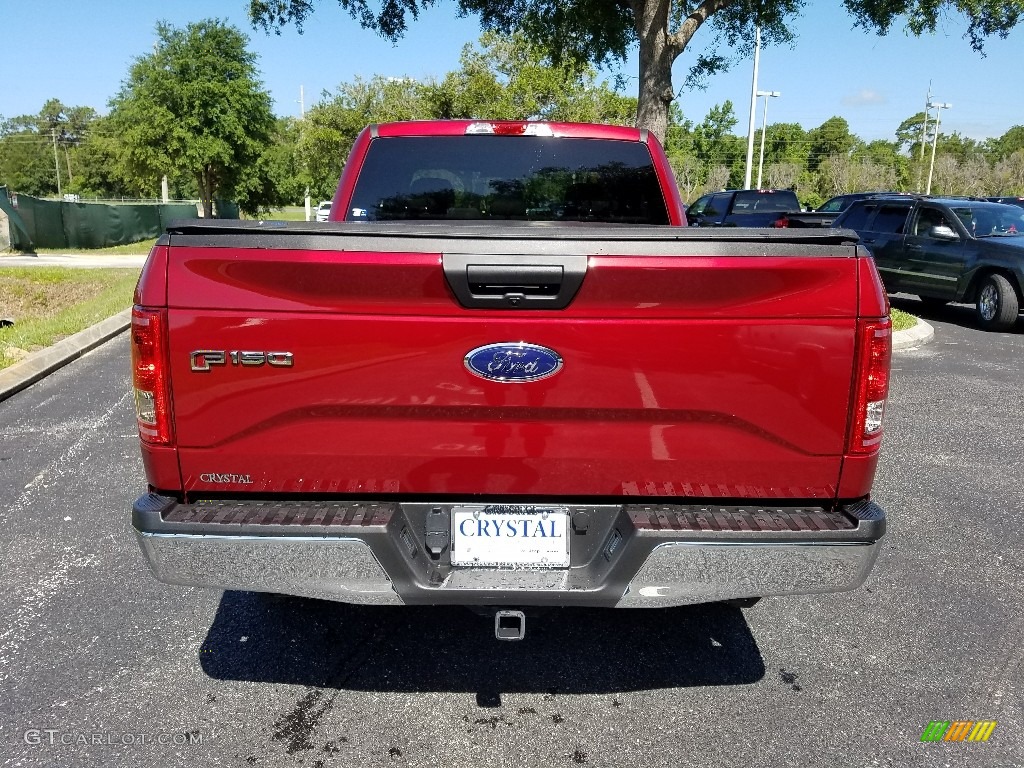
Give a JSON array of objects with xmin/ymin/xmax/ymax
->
[
  {"xmin": 190, "ymin": 350, "xmax": 294, "ymax": 372},
  {"xmin": 464, "ymin": 343, "xmax": 562, "ymax": 383}
]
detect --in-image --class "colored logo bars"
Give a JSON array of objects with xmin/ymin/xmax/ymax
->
[{"xmin": 920, "ymin": 720, "xmax": 997, "ymax": 742}]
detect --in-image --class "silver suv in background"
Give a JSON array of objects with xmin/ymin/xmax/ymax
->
[{"xmin": 315, "ymin": 200, "xmax": 332, "ymax": 222}]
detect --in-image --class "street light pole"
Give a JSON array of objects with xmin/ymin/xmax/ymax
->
[
  {"xmin": 51, "ymin": 129, "xmax": 62, "ymax": 198},
  {"xmin": 743, "ymin": 26, "xmax": 761, "ymax": 190},
  {"xmin": 299, "ymin": 85, "xmax": 311, "ymax": 222},
  {"xmin": 916, "ymin": 82, "xmax": 932, "ymax": 192},
  {"xmin": 925, "ymin": 101, "xmax": 952, "ymax": 196},
  {"xmin": 755, "ymin": 90, "xmax": 780, "ymax": 190}
]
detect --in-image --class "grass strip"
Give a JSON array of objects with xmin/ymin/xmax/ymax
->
[
  {"xmin": 0, "ymin": 267, "xmax": 140, "ymax": 369},
  {"xmin": 890, "ymin": 307, "xmax": 918, "ymax": 332},
  {"xmin": 7, "ymin": 238, "xmax": 158, "ymax": 256}
]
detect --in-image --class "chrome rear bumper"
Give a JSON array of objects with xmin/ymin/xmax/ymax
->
[
  {"xmin": 615, "ymin": 541, "xmax": 878, "ymax": 607},
  {"xmin": 133, "ymin": 494, "xmax": 885, "ymax": 608},
  {"xmin": 136, "ymin": 532, "xmax": 402, "ymax": 605}
]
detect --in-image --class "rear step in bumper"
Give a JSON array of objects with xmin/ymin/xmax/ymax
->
[{"xmin": 132, "ymin": 494, "xmax": 885, "ymax": 608}]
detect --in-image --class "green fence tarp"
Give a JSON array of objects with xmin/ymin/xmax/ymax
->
[
  {"xmin": 0, "ymin": 191, "xmax": 236, "ymax": 250},
  {"xmin": 0, "ymin": 186, "xmax": 33, "ymax": 250}
]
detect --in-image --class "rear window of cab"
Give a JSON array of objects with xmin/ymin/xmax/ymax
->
[{"xmin": 346, "ymin": 135, "xmax": 670, "ymax": 225}]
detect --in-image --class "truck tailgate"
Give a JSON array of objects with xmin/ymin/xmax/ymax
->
[{"xmin": 162, "ymin": 226, "xmax": 861, "ymax": 500}]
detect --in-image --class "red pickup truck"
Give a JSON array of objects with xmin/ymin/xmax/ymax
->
[{"xmin": 131, "ymin": 120, "xmax": 890, "ymax": 639}]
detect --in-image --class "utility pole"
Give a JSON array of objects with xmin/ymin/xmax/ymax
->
[
  {"xmin": 51, "ymin": 129, "xmax": 62, "ymax": 198},
  {"xmin": 925, "ymin": 101, "xmax": 952, "ymax": 196},
  {"xmin": 756, "ymin": 91, "xmax": 781, "ymax": 190},
  {"xmin": 916, "ymin": 82, "xmax": 932, "ymax": 193},
  {"xmin": 743, "ymin": 27, "xmax": 761, "ymax": 190},
  {"xmin": 300, "ymin": 85, "xmax": 311, "ymax": 221}
]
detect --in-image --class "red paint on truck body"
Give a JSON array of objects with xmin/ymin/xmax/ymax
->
[{"xmin": 134, "ymin": 121, "xmax": 889, "ymax": 506}]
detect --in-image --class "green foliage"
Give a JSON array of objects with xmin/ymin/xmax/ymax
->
[
  {"xmin": 677, "ymin": 0, "xmax": 804, "ymax": 91},
  {"xmin": 988, "ymin": 125, "xmax": 1024, "ymax": 158},
  {"xmin": 0, "ymin": 99, "xmax": 103, "ymax": 197},
  {"xmin": 940, "ymin": 132, "xmax": 983, "ymax": 164},
  {"xmin": 761, "ymin": 122, "xmax": 809, "ymax": 167},
  {"xmin": 691, "ymin": 101, "xmax": 746, "ymax": 183},
  {"xmin": 844, "ymin": 0, "xmax": 1024, "ymax": 52},
  {"xmin": 890, "ymin": 307, "xmax": 917, "ymax": 332},
  {"xmin": 292, "ymin": 30, "xmax": 638, "ymax": 201},
  {"xmin": 424, "ymin": 30, "xmax": 637, "ymax": 122},
  {"xmin": 298, "ymin": 75, "xmax": 435, "ymax": 200},
  {"xmin": 249, "ymin": 0, "xmax": 1024, "ymax": 143},
  {"xmin": 806, "ymin": 117, "xmax": 857, "ymax": 170},
  {"xmin": 895, "ymin": 112, "xmax": 928, "ymax": 155},
  {"xmin": 108, "ymin": 19, "xmax": 278, "ymax": 216},
  {"xmin": 0, "ymin": 128, "xmax": 55, "ymax": 196}
]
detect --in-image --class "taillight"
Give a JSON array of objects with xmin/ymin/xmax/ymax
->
[
  {"xmin": 773, "ymin": 215, "xmax": 790, "ymax": 228},
  {"xmin": 848, "ymin": 318, "xmax": 891, "ymax": 454},
  {"xmin": 131, "ymin": 307, "xmax": 172, "ymax": 445}
]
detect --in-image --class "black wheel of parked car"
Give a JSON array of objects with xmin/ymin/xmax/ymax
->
[
  {"xmin": 917, "ymin": 296, "xmax": 949, "ymax": 310},
  {"xmin": 975, "ymin": 273, "xmax": 1019, "ymax": 331}
]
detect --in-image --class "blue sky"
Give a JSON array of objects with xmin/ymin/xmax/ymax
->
[{"xmin": 2, "ymin": 1, "xmax": 1021, "ymax": 143}]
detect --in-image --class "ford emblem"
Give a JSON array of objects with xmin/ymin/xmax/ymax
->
[{"xmin": 464, "ymin": 342, "xmax": 563, "ymax": 383}]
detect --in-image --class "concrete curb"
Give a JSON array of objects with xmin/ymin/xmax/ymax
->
[
  {"xmin": 892, "ymin": 318, "xmax": 935, "ymax": 351},
  {"xmin": 0, "ymin": 309, "xmax": 132, "ymax": 402}
]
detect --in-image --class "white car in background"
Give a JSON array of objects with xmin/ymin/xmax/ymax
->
[{"xmin": 315, "ymin": 200, "xmax": 332, "ymax": 222}]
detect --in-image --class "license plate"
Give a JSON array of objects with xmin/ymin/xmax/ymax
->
[{"xmin": 450, "ymin": 506, "xmax": 570, "ymax": 567}]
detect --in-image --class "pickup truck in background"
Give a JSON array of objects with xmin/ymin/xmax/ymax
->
[
  {"xmin": 814, "ymin": 192, "xmax": 912, "ymax": 215},
  {"xmin": 686, "ymin": 188, "xmax": 836, "ymax": 228},
  {"xmin": 987, "ymin": 195, "xmax": 1024, "ymax": 210},
  {"xmin": 130, "ymin": 120, "xmax": 890, "ymax": 640},
  {"xmin": 833, "ymin": 195, "xmax": 1024, "ymax": 330}
]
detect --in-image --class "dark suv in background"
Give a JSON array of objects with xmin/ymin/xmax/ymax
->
[{"xmin": 834, "ymin": 196, "xmax": 1024, "ymax": 330}]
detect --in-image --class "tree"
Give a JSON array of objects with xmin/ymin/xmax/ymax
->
[
  {"xmin": 299, "ymin": 75, "xmax": 435, "ymax": 200},
  {"xmin": 424, "ymin": 30, "xmax": 637, "ymax": 123},
  {"xmin": 109, "ymin": 19, "xmax": 278, "ymax": 217},
  {"xmin": 35, "ymin": 99, "xmax": 97, "ymax": 185},
  {"xmin": 0, "ymin": 128, "xmax": 54, "ymax": 196},
  {"xmin": 249, "ymin": 0, "xmax": 1024, "ymax": 144},
  {"xmin": 294, "ymin": 31, "xmax": 639, "ymax": 199},
  {"xmin": 806, "ymin": 117, "xmax": 857, "ymax": 171},
  {"xmin": 987, "ymin": 125, "xmax": 1024, "ymax": 160},
  {"xmin": 990, "ymin": 150, "xmax": 1024, "ymax": 193},
  {"xmin": 764, "ymin": 161, "xmax": 801, "ymax": 190},
  {"xmin": 762, "ymin": 122, "xmax": 809, "ymax": 168},
  {"xmin": 0, "ymin": 102, "xmax": 102, "ymax": 196},
  {"xmin": 261, "ymin": 117, "xmax": 307, "ymax": 206}
]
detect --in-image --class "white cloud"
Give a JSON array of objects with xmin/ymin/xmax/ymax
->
[{"xmin": 842, "ymin": 89, "xmax": 887, "ymax": 107}]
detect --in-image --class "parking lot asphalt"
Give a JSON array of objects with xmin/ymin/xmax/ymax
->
[{"xmin": 0, "ymin": 303, "xmax": 1021, "ymax": 767}]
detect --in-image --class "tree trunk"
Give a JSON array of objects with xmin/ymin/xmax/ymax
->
[
  {"xmin": 632, "ymin": 0, "xmax": 675, "ymax": 144},
  {"xmin": 632, "ymin": 0, "xmax": 732, "ymax": 145},
  {"xmin": 198, "ymin": 167, "xmax": 214, "ymax": 219}
]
